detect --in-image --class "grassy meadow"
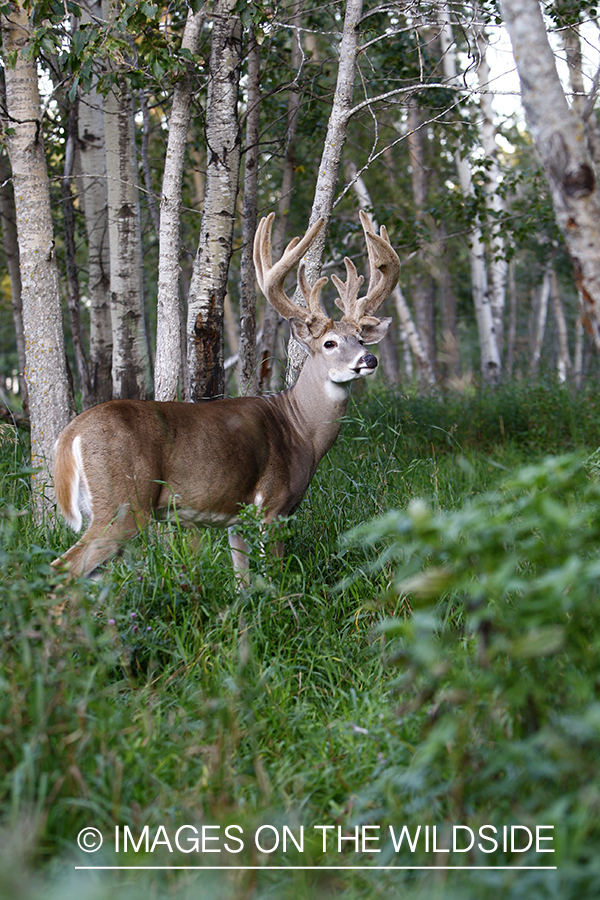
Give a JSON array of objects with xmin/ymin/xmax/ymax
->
[{"xmin": 1, "ymin": 381, "xmax": 600, "ymax": 899}]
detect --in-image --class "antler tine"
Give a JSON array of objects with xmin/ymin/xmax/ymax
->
[
  {"xmin": 359, "ymin": 209, "xmax": 401, "ymax": 317},
  {"xmin": 331, "ymin": 257, "xmax": 364, "ymax": 321},
  {"xmin": 297, "ymin": 264, "xmax": 331, "ymax": 336},
  {"xmin": 253, "ymin": 213, "xmax": 327, "ymax": 324}
]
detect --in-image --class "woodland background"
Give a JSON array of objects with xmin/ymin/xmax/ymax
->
[
  {"xmin": 2, "ymin": 0, "xmax": 600, "ymax": 450},
  {"xmin": 1, "ymin": 2, "xmax": 600, "ymax": 900}
]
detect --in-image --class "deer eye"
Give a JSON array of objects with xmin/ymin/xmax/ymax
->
[{"xmin": 324, "ymin": 340, "xmax": 337, "ymax": 349}]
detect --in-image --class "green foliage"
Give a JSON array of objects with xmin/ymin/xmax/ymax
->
[
  {"xmin": 1, "ymin": 384, "xmax": 600, "ymax": 897},
  {"xmin": 346, "ymin": 452, "xmax": 600, "ymax": 898}
]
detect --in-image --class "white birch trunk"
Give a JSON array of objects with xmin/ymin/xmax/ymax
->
[
  {"xmin": 286, "ymin": 0, "xmax": 364, "ymax": 384},
  {"xmin": 407, "ymin": 99, "xmax": 436, "ymax": 369},
  {"xmin": 530, "ymin": 266, "xmax": 550, "ymax": 376},
  {"xmin": 77, "ymin": 45, "xmax": 112, "ymax": 405},
  {"xmin": 475, "ymin": 25, "xmax": 508, "ymax": 350},
  {"xmin": 438, "ymin": 5, "xmax": 501, "ymax": 382},
  {"xmin": 1, "ymin": 1, "xmax": 72, "ymax": 506},
  {"xmin": 154, "ymin": 7, "xmax": 204, "ymax": 401},
  {"xmin": 186, "ymin": 0, "xmax": 241, "ymax": 401},
  {"xmin": 0, "ymin": 149, "xmax": 27, "ymax": 409},
  {"xmin": 550, "ymin": 269, "xmax": 572, "ymax": 383},
  {"xmin": 257, "ymin": 0, "xmax": 304, "ymax": 392},
  {"xmin": 506, "ymin": 261, "xmax": 517, "ymax": 378},
  {"xmin": 102, "ymin": 0, "xmax": 151, "ymax": 400},
  {"xmin": 500, "ymin": 0, "xmax": 600, "ymax": 330},
  {"xmin": 238, "ymin": 34, "xmax": 261, "ymax": 397}
]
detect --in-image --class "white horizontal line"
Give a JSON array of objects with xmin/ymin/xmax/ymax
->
[{"xmin": 74, "ymin": 865, "xmax": 558, "ymax": 871}]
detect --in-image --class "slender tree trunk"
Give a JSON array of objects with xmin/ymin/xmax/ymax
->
[
  {"xmin": 506, "ymin": 261, "xmax": 518, "ymax": 378},
  {"xmin": 1, "ymin": 0, "xmax": 72, "ymax": 506},
  {"xmin": 550, "ymin": 269, "xmax": 572, "ymax": 383},
  {"xmin": 77, "ymin": 0, "xmax": 112, "ymax": 405},
  {"xmin": 258, "ymin": 0, "xmax": 303, "ymax": 392},
  {"xmin": 475, "ymin": 25, "xmax": 507, "ymax": 351},
  {"xmin": 286, "ymin": 0, "xmax": 364, "ymax": 384},
  {"xmin": 0, "ymin": 149, "xmax": 27, "ymax": 410},
  {"xmin": 501, "ymin": 0, "xmax": 600, "ymax": 329},
  {"xmin": 407, "ymin": 99, "xmax": 435, "ymax": 368},
  {"xmin": 154, "ymin": 7, "xmax": 204, "ymax": 401},
  {"xmin": 101, "ymin": 0, "xmax": 151, "ymax": 399},
  {"xmin": 238, "ymin": 33, "xmax": 260, "ymax": 397},
  {"xmin": 438, "ymin": 4, "xmax": 501, "ymax": 382},
  {"xmin": 530, "ymin": 266, "xmax": 550, "ymax": 377},
  {"xmin": 574, "ymin": 298, "xmax": 584, "ymax": 388},
  {"xmin": 186, "ymin": 0, "xmax": 241, "ymax": 401},
  {"xmin": 139, "ymin": 88, "xmax": 160, "ymax": 235},
  {"xmin": 103, "ymin": 71, "xmax": 152, "ymax": 399},
  {"xmin": 62, "ymin": 98, "xmax": 93, "ymax": 408}
]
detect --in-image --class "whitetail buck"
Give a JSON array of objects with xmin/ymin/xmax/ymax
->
[{"xmin": 52, "ymin": 211, "xmax": 399, "ymax": 579}]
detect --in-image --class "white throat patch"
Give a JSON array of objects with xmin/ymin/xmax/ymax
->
[{"xmin": 325, "ymin": 379, "xmax": 351, "ymax": 402}]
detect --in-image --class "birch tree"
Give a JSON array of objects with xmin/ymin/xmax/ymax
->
[
  {"xmin": 154, "ymin": 7, "xmax": 205, "ymax": 402},
  {"xmin": 186, "ymin": 0, "xmax": 242, "ymax": 401},
  {"xmin": 286, "ymin": 0, "xmax": 364, "ymax": 384},
  {"xmin": 500, "ymin": 0, "xmax": 600, "ymax": 327},
  {"xmin": 237, "ymin": 33, "xmax": 261, "ymax": 398},
  {"xmin": 475, "ymin": 24, "xmax": 508, "ymax": 349},
  {"xmin": 0, "ymin": 149, "xmax": 27, "ymax": 409},
  {"xmin": 438, "ymin": 3, "xmax": 501, "ymax": 381},
  {"xmin": 102, "ymin": 0, "xmax": 151, "ymax": 400},
  {"xmin": 77, "ymin": 3, "xmax": 112, "ymax": 405},
  {"xmin": 257, "ymin": 0, "xmax": 303, "ymax": 392},
  {"xmin": 1, "ymin": 0, "xmax": 71, "ymax": 505}
]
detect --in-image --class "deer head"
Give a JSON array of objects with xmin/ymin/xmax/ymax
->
[{"xmin": 254, "ymin": 209, "xmax": 400, "ymax": 377}]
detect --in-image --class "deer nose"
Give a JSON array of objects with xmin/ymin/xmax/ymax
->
[{"xmin": 358, "ymin": 352, "xmax": 378, "ymax": 370}]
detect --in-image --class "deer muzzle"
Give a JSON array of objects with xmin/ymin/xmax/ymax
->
[{"xmin": 357, "ymin": 352, "xmax": 378, "ymax": 372}]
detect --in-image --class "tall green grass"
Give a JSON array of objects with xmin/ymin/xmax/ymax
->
[{"xmin": 1, "ymin": 382, "xmax": 600, "ymax": 898}]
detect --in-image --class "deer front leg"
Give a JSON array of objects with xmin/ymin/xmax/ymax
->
[{"xmin": 228, "ymin": 527, "xmax": 251, "ymax": 585}]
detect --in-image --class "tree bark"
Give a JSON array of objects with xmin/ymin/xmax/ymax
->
[
  {"xmin": 101, "ymin": 0, "xmax": 151, "ymax": 400},
  {"xmin": 62, "ymin": 97, "xmax": 93, "ymax": 408},
  {"xmin": 257, "ymin": 0, "xmax": 303, "ymax": 392},
  {"xmin": 102, "ymin": 71, "xmax": 152, "ymax": 399},
  {"xmin": 500, "ymin": 0, "xmax": 600, "ymax": 330},
  {"xmin": 1, "ymin": 0, "xmax": 72, "ymax": 506},
  {"xmin": 238, "ymin": 33, "xmax": 260, "ymax": 397},
  {"xmin": 530, "ymin": 266, "xmax": 550, "ymax": 377},
  {"xmin": 154, "ymin": 7, "xmax": 204, "ymax": 401},
  {"xmin": 438, "ymin": 4, "xmax": 501, "ymax": 382},
  {"xmin": 475, "ymin": 25, "xmax": 507, "ymax": 351},
  {"xmin": 186, "ymin": 0, "xmax": 241, "ymax": 401},
  {"xmin": 0, "ymin": 149, "xmax": 27, "ymax": 410},
  {"xmin": 77, "ymin": 5, "xmax": 112, "ymax": 405},
  {"xmin": 550, "ymin": 268, "xmax": 572, "ymax": 383},
  {"xmin": 286, "ymin": 0, "xmax": 364, "ymax": 385},
  {"xmin": 407, "ymin": 99, "xmax": 436, "ymax": 369}
]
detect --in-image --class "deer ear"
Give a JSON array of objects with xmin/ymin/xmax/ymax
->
[
  {"xmin": 289, "ymin": 317, "xmax": 315, "ymax": 352},
  {"xmin": 360, "ymin": 317, "xmax": 392, "ymax": 345}
]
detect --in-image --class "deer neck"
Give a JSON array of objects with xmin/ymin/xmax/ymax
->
[{"xmin": 279, "ymin": 354, "xmax": 352, "ymax": 463}]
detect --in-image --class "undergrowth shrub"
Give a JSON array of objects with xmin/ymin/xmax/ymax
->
[
  {"xmin": 1, "ymin": 385, "xmax": 600, "ymax": 899},
  {"xmin": 345, "ymin": 454, "xmax": 600, "ymax": 899}
]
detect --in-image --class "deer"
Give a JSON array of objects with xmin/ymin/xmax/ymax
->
[{"xmin": 51, "ymin": 210, "xmax": 400, "ymax": 580}]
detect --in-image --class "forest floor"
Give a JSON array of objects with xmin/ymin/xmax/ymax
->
[{"xmin": 1, "ymin": 380, "xmax": 600, "ymax": 900}]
